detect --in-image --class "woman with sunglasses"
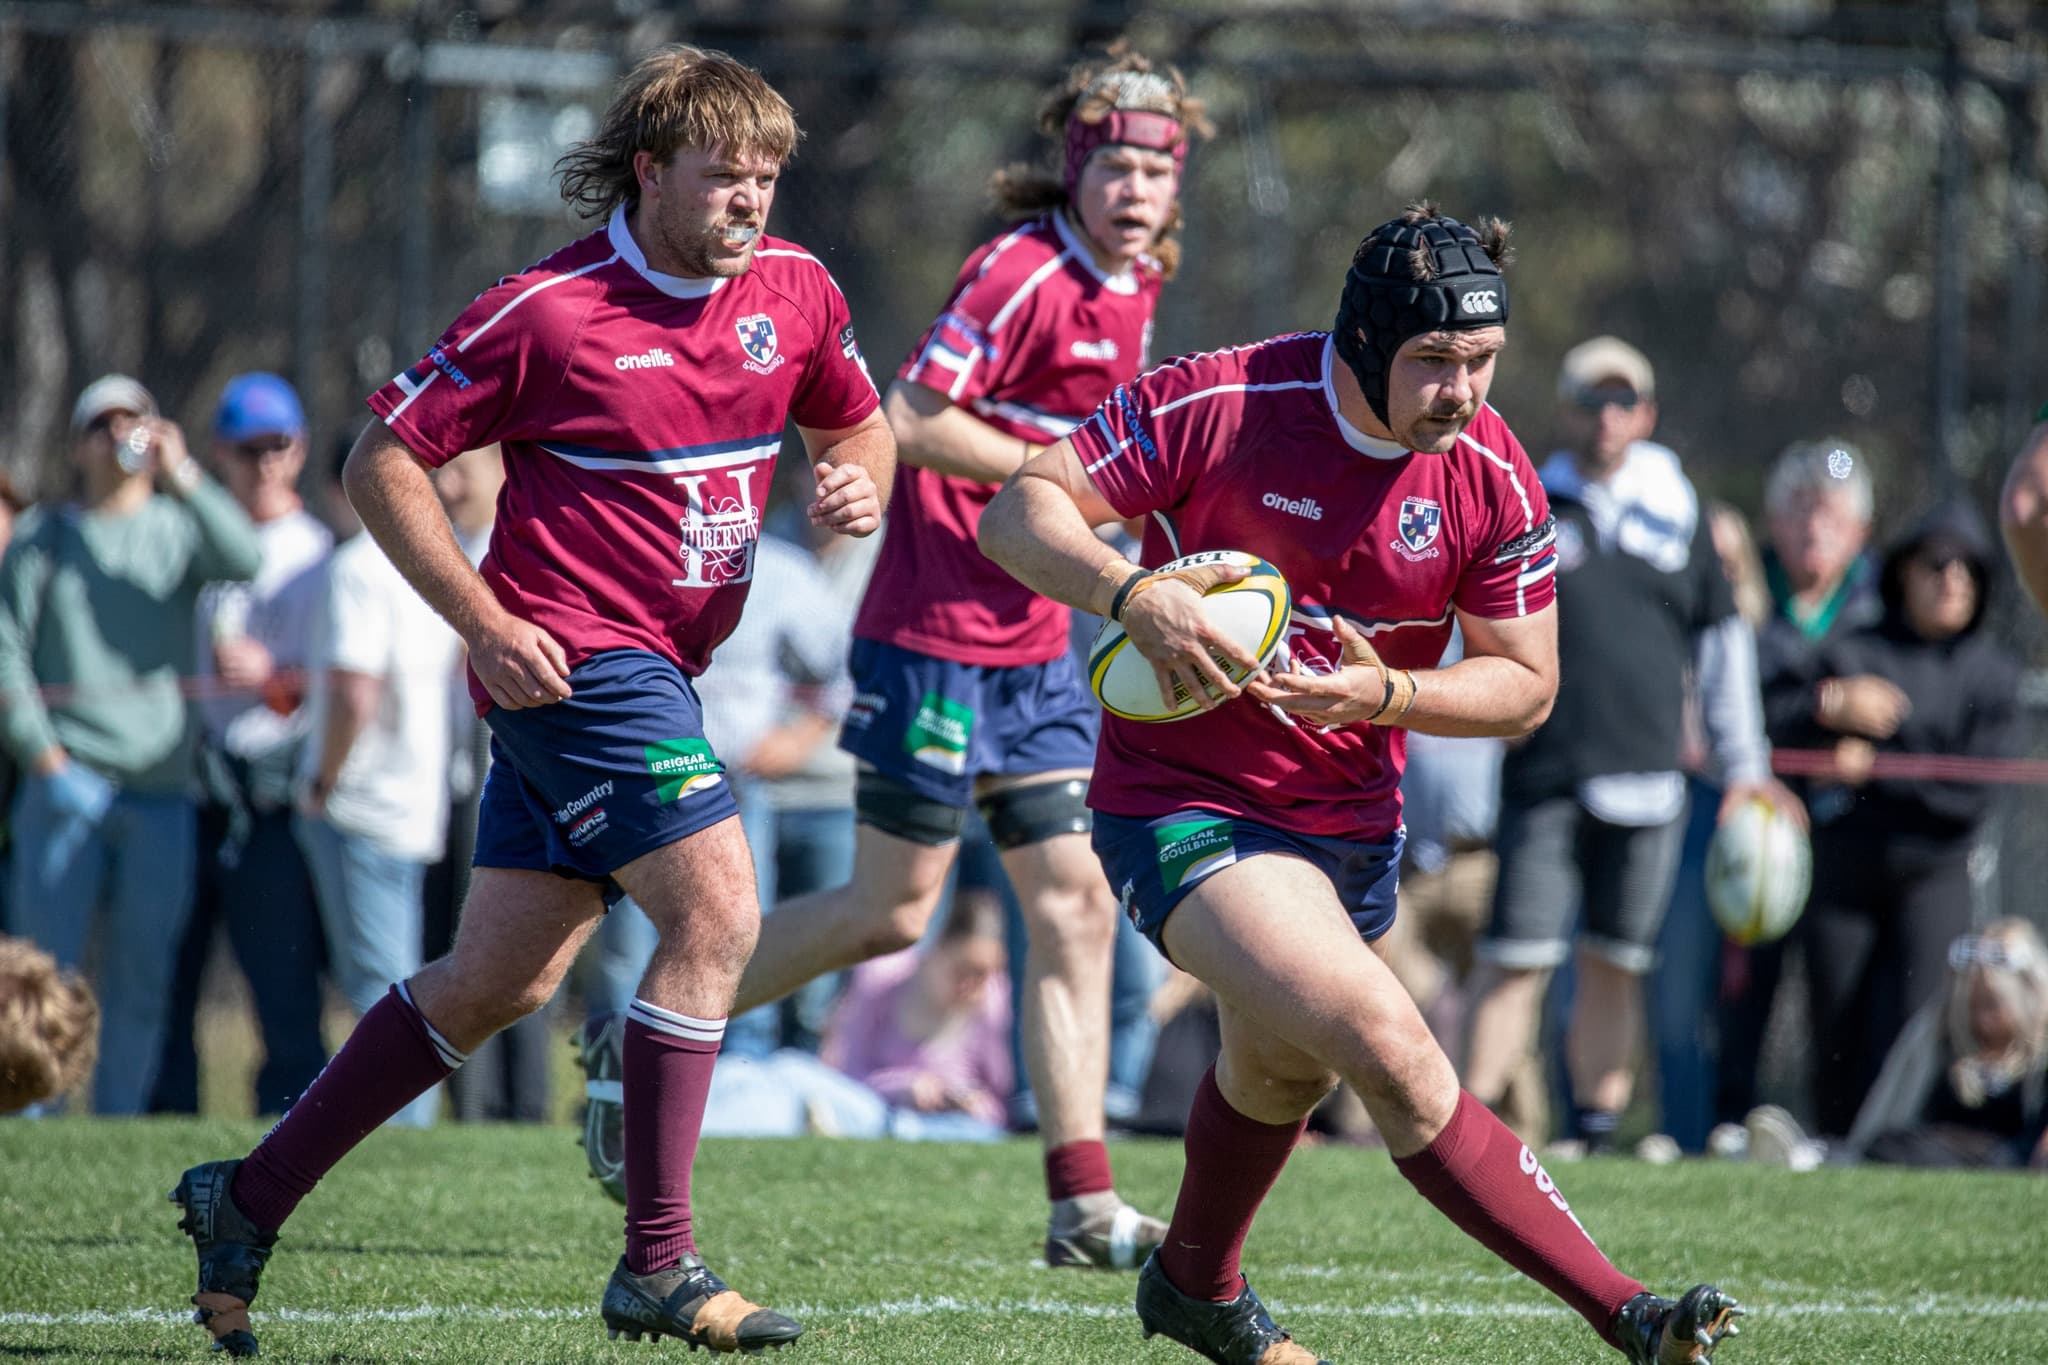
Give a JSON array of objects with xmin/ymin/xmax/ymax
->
[{"xmin": 1781, "ymin": 498, "xmax": 2025, "ymax": 1139}]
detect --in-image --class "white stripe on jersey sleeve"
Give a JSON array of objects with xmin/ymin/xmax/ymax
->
[
  {"xmin": 457, "ymin": 253, "xmax": 621, "ymax": 355},
  {"xmin": 386, "ymin": 368, "xmax": 437, "ymax": 420},
  {"xmin": 987, "ymin": 252, "xmax": 1069, "ymax": 336},
  {"xmin": 1458, "ymin": 415, "xmax": 1543, "ymax": 613}
]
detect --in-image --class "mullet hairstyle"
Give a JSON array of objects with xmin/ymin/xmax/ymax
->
[
  {"xmin": 988, "ymin": 42, "xmax": 1213, "ymax": 280},
  {"xmin": 557, "ymin": 44, "xmax": 801, "ymax": 220},
  {"xmin": 0, "ymin": 937, "xmax": 98, "ymax": 1115}
]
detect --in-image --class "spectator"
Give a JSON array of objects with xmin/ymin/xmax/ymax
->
[
  {"xmin": 422, "ymin": 444, "xmax": 549, "ymax": 1122},
  {"xmin": 156, "ymin": 373, "xmax": 332, "ymax": 1116},
  {"xmin": 821, "ymin": 887, "xmax": 1014, "ymax": 1134},
  {"xmin": 0, "ymin": 934, "xmax": 99, "ymax": 1115},
  {"xmin": 294, "ymin": 443, "xmax": 462, "ymax": 1127},
  {"xmin": 1649, "ymin": 501, "xmax": 1771, "ymax": 1153},
  {"xmin": 1782, "ymin": 497, "xmax": 2025, "ymax": 1137},
  {"xmin": 1844, "ymin": 918, "xmax": 2048, "ymax": 1169},
  {"xmin": 0, "ymin": 374, "xmax": 260, "ymax": 1113},
  {"xmin": 0, "ymin": 471, "xmax": 28, "ymax": 558},
  {"xmin": 1714, "ymin": 439, "xmax": 1883, "ymax": 1133},
  {"xmin": 1463, "ymin": 336, "xmax": 1794, "ymax": 1154}
]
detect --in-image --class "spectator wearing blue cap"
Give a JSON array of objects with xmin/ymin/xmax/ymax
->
[
  {"xmin": 154, "ymin": 373, "xmax": 334, "ymax": 1116},
  {"xmin": 0, "ymin": 373, "xmax": 261, "ymax": 1113}
]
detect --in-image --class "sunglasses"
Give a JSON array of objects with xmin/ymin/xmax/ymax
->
[
  {"xmin": 1949, "ymin": 936, "xmax": 2037, "ymax": 972},
  {"xmin": 1572, "ymin": 389, "xmax": 1641, "ymax": 413}
]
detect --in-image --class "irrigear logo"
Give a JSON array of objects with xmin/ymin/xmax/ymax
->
[
  {"xmin": 904, "ymin": 692, "xmax": 974, "ymax": 775},
  {"xmin": 1153, "ymin": 817, "xmax": 1237, "ymax": 894},
  {"xmin": 644, "ymin": 738, "xmax": 725, "ymax": 803}
]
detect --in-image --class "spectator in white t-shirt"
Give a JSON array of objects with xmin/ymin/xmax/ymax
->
[{"xmin": 295, "ymin": 441, "xmax": 461, "ymax": 1127}]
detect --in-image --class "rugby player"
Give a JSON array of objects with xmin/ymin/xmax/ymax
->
[
  {"xmin": 979, "ymin": 203, "xmax": 1744, "ymax": 1364},
  {"xmin": 719, "ymin": 46, "xmax": 1208, "ymax": 1266},
  {"xmin": 170, "ymin": 45, "xmax": 890, "ymax": 1356}
]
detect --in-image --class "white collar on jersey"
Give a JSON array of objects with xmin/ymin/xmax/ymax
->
[
  {"xmin": 1051, "ymin": 209, "xmax": 1141, "ymax": 295},
  {"xmin": 608, "ymin": 207, "xmax": 731, "ymax": 299},
  {"xmin": 1319, "ymin": 336, "xmax": 1409, "ymax": 460}
]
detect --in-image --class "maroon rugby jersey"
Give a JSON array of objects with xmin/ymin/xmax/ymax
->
[
  {"xmin": 855, "ymin": 211, "xmax": 1162, "ymax": 666},
  {"xmin": 366, "ymin": 209, "xmax": 879, "ymax": 705},
  {"xmin": 1069, "ymin": 331, "xmax": 1558, "ymax": 839}
]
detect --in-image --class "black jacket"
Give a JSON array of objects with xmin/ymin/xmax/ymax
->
[
  {"xmin": 1757, "ymin": 550, "xmax": 1884, "ymax": 790},
  {"xmin": 1782, "ymin": 499, "xmax": 2024, "ymax": 856}
]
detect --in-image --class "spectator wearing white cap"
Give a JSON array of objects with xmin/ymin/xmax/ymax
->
[
  {"xmin": 1462, "ymin": 337, "xmax": 1800, "ymax": 1155},
  {"xmin": 0, "ymin": 373, "xmax": 261, "ymax": 1113},
  {"xmin": 154, "ymin": 374, "xmax": 334, "ymax": 1116}
]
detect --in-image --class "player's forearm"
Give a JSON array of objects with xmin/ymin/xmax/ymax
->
[
  {"xmin": 2001, "ymin": 422, "xmax": 2048, "ymax": 613},
  {"xmin": 344, "ymin": 429, "xmax": 505, "ymax": 643},
  {"xmin": 884, "ymin": 381, "xmax": 1034, "ymax": 484},
  {"xmin": 980, "ymin": 468, "xmax": 1127, "ymax": 616},
  {"xmin": 1397, "ymin": 654, "xmax": 1555, "ymax": 739},
  {"xmin": 819, "ymin": 411, "xmax": 898, "ymax": 512}
]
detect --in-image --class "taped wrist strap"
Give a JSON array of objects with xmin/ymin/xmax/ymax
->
[
  {"xmin": 1106, "ymin": 565, "xmax": 1153, "ymax": 622},
  {"xmin": 1366, "ymin": 668, "xmax": 1418, "ymax": 725}
]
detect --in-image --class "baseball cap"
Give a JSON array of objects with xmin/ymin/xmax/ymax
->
[
  {"xmin": 214, "ymin": 372, "xmax": 305, "ymax": 443},
  {"xmin": 1557, "ymin": 336, "xmax": 1655, "ymax": 404},
  {"xmin": 69, "ymin": 374, "xmax": 158, "ymax": 433}
]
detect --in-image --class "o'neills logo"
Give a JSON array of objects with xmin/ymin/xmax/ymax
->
[
  {"xmin": 553, "ymin": 780, "xmax": 614, "ymax": 824},
  {"xmin": 1262, "ymin": 491, "xmax": 1324, "ymax": 520},
  {"xmin": 615, "ymin": 348, "xmax": 676, "ymax": 370}
]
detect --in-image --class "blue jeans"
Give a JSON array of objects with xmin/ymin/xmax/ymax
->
[
  {"xmin": 294, "ymin": 813, "xmax": 438, "ymax": 1127},
  {"xmin": 7, "ymin": 764, "xmax": 196, "ymax": 1114},
  {"xmin": 589, "ymin": 797, "xmax": 858, "ymax": 1038},
  {"xmin": 1651, "ymin": 778, "xmax": 1725, "ymax": 1152}
]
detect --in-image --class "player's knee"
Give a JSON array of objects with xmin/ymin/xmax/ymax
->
[
  {"xmin": 1254, "ymin": 1069, "xmax": 1341, "ymax": 1118},
  {"xmin": 975, "ymin": 777, "xmax": 1090, "ymax": 852},
  {"xmin": 1022, "ymin": 882, "xmax": 1115, "ymax": 960},
  {"xmin": 850, "ymin": 897, "xmax": 938, "ymax": 960}
]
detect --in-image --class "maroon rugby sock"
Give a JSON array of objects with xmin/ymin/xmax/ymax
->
[
  {"xmin": 1394, "ymin": 1090, "xmax": 1645, "ymax": 1344},
  {"xmin": 232, "ymin": 982, "xmax": 463, "ymax": 1231},
  {"xmin": 622, "ymin": 1002, "xmax": 724, "ymax": 1275},
  {"xmin": 1044, "ymin": 1139, "xmax": 1115, "ymax": 1203},
  {"xmin": 1157, "ymin": 1068, "xmax": 1307, "ymax": 1301}
]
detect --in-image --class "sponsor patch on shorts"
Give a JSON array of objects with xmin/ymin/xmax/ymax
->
[
  {"xmin": 1153, "ymin": 816, "xmax": 1237, "ymax": 893},
  {"xmin": 904, "ymin": 692, "xmax": 974, "ymax": 775},
  {"xmin": 644, "ymin": 738, "xmax": 725, "ymax": 801}
]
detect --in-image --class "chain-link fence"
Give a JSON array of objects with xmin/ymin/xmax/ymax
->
[{"xmin": 3, "ymin": 0, "xmax": 2046, "ymax": 915}]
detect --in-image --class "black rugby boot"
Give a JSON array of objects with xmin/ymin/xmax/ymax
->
[
  {"xmin": 169, "ymin": 1159, "xmax": 278, "ymax": 1357},
  {"xmin": 601, "ymin": 1254, "xmax": 803, "ymax": 1353},
  {"xmin": 1135, "ymin": 1252, "xmax": 1330, "ymax": 1364},
  {"xmin": 1613, "ymin": 1284, "xmax": 1746, "ymax": 1364}
]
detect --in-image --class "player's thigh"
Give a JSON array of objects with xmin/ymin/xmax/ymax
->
[
  {"xmin": 444, "ymin": 865, "xmax": 607, "ymax": 996},
  {"xmin": 851, "ymin": 766, "xmax": 965, "ymax": 911},
  {"xmin": 1577, "ymin": 811, "xmax": 1687, "ymax": 975},
  {"xmin": 1160, "ymin": 853, "xmax": 1436, "ymax": 1085},
  {"xmin": 979, "ymin": 768, "xmax": 1107, "ymax": 907},
  {"xmin": 1477, "ymin": 794, "xmax": 1582, "ymax": 972},
  {"xmin": 612, "ymin": 811, "xmax": 758, "ymax": 943}
]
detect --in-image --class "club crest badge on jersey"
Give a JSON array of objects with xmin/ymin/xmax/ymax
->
[
  {"xmin": 1398, "ymin": 496, "xmax": 1443, "ymax": 554},
  {"xmin": 736, "ymin": 314, "xmax": 780, "ymax": 371}
]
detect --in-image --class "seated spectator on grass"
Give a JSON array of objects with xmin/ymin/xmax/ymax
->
[
  {"xmin": 1846, "ymin": 919, "xmax": 2048, "ymax": 1170},
  {"xmin": 0, "ymin": 935, "xmax": 99, "ymax": 1115},
  {"xmin": 822, "ymin": 887, "xmax": 1013, "ymax": 1133}
]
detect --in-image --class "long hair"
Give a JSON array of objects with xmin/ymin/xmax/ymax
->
[
  {"xmin": 0, "ymin": 937, "xmax": 98, "ymax": 1114},
  {"xmin": 557, "ymin": 45, "xmax": 800, "ymax": 220},
  {"xmin": 1943, "ymin": 918, "xmax": 2048, "ymax": 1107},
  {"xmin": 988, "ymin": 43, "xmax": 1213, "ymax": 280}
]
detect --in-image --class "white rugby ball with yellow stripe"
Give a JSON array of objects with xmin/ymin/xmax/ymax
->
[{"xmin": 1087, "ymin": 551, "xmax": 1292, "ymax": 723}]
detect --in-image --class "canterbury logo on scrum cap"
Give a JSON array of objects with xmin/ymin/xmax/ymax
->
[
  {"xmin": 615, "ymin": 348, "xmax": 676, "ymax": 370},
  {"xmin": 1458, "ymin": 289, "xmax": 1500, "ymax": 316}
]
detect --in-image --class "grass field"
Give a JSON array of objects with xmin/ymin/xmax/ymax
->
[{"xmin": 4, "ymin": 1120, "xmax": 2045, "ymax": 1363}]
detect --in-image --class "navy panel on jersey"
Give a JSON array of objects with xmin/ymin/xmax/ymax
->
[
  {"xmin": 474, "ymin": 649, "xmax": 739, "ymax": 890},
  {"xmin": 1094, "ymin": 809, "xmax": 1403, "ymax": 959},
  {"xmin": 837, "ymin": 638, "xmax": 1098, "ymax": 809}
]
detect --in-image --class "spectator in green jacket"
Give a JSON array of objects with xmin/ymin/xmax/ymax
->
[{"xmin": 0, "ymin": 374, "xmax": 261, "ymax": 1113}]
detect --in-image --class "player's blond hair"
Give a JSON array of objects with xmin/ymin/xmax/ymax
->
[
  {"xmin": 0, "ymin": 936, "xmax": 99, "ymax": 1114},
  {"xmin": 557, "ymin": 45, "xmax": 800, "ymax": 220},
  {"xmin": 989, "ymin": 43, "xmax": 1213, "ymax": 280}
]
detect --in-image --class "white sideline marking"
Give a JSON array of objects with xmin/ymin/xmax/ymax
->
[{"xmin": 8, "ymin": 1292, "xmax": 2048, "ymax": 1329}]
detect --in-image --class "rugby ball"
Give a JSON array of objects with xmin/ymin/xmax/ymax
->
[
  {"xmin": 1087, "ymin": 550, "xmax": 1291, "ymax": 723},
  {"xmin": 1705, "ymin": 795, "xmax": 1812, "ymax": 946}
]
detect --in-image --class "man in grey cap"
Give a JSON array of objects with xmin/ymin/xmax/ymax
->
[{"xmin": 0, "ymin": 374, "xmax": 261, "ymax": 1113}]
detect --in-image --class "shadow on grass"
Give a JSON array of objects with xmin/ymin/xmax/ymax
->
[{"xmin": 25, "ymin": 1233, "xmax": 529, "ymax": 1263}]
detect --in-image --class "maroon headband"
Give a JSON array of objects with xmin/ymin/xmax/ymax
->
[{"xmin": 1062, "ymin": 108, "xmax": 1185, "ymax": 195}]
